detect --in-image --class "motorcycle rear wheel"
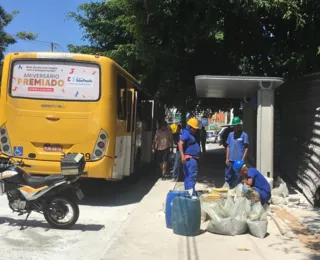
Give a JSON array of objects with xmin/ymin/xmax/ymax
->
[{"xmin": 44, "ymin": 196, "xmax": 79, "ymax": 229}]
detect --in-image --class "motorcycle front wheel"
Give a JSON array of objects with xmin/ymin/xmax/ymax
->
[{"xmin": 44, "ymin": 196, "xmax": 79, "ymax": 229}]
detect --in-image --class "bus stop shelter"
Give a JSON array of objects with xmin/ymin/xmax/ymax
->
[{"xmin": 195, "ymin": 75, "xmax": 284, "ymax": 178}]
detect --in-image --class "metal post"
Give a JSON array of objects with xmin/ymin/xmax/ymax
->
[
  {"xmin": 256, "ymin": 87, "xmax": 275, "ymax": 177},
  {"xmin": 50, "ymin": 42, "xmax": 54, "ymax": 52}
]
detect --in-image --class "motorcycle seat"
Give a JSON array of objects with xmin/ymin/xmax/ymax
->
[{"xmin": 23, "ymin": 174, "xmax": 65, "ymax": 189}]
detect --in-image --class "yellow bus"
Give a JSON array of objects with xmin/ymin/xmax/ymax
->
[{"xmin": 0, "ymin": 52, "xmax": 162, "ymax": 180}]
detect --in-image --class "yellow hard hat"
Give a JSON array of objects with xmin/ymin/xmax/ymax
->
[
  {"xmin": 187, "ymin": 118, "xmax": 199, "ymax": 129},
  {"xmin": 170, "ymin": 123, "xmax": 178, "ymax": 133}
]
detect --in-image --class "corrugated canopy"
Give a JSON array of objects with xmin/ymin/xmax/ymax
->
[{"xmin": 195, "ymin": 75, "xmax": 284, "ymax": 99}]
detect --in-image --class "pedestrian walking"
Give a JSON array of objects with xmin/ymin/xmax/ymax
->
[
  {"xmin": 233, "ymin": 160, "xmax": 271, "ymax": 205},
  {"xmin": 152, "ymin": 121, "xmax": 173, "ymax": 180},
  {"xmin": 178, "ymin": 118, "xmax": 201, "ymax": 195},
  {"xmin": 225, "ymin": 117, "xmax": 249, "ymax": 188},
  {"xmin": 171, "ymin": 123, "xmax": 182, "ymax": 181},
  {"xmin": 200, "ymin": 126, "xmax": 207, "ymax": 153}
]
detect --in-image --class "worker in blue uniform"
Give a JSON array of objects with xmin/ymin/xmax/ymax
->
[
  {"xmin": 178, "ymin": 118, "xmax": 201, "ymax": 195},
  {"xmin": 233, "ymin": 160, "xmax": 271, "ymax": 205},
  {"xmin": 225, "ymin": 117, "xmax": 249, "ymax": 188}
]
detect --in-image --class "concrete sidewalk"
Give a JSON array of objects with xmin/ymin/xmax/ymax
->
[
  {"xmin": 100, "ymin": 187, "xmax": 317, "ymax": 259},
  {"xmin": 100, "ymin": 147, "xmax": 319, "ymax": 260}
]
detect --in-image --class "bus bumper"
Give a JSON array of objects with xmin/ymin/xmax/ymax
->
[{"xmin": 4, "ymin": 156, "xmax": 116, "ymax": 179}]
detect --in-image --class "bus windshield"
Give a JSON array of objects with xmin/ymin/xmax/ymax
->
[{"xmin": 10, "ymin": 60, "xmax": 100, "ymax": 101}]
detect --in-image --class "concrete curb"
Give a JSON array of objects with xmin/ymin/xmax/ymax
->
[
  {"xmin": 98, "ymin": 177, "xmax": 179, "ymax": 260},
  {"xmin": 97, "ymin": 177, "xmax": 167, "ymax": 260},
  {"xmin": 269, "ymin": 212, "xmax": 294, "ymax": 237}
]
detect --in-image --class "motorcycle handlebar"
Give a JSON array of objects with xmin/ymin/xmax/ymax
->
[
  {"xmin": 14, "ymin": 161, "xmax": 32, "ymax": 168},
  {"xmin": 0, "ymin": 156, "xmax": 33, "ymax": 168}
]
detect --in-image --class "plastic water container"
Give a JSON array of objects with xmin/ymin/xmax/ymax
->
[
  {"xmin": 172, "ymin": 196, "xmax": 201, "ymax": 236},
  {"xmin": 165, "ymin": 190, "xmax": 190, "ymax": 229}
]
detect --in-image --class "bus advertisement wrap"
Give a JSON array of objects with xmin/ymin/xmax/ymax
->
[{"xmin": 10, "ymin": 61, "xmax": 100, "ymax": 101}]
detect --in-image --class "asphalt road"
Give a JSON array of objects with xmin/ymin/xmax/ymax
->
[{"xmin": 0, "ymin": 165, "xmax": 159, "ymax": 260}]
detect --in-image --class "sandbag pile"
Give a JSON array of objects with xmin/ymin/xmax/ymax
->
[
  {"xmin": 271, "ymin": 177, "xmax": 289, "ymax": 205},
  {"xmin": 201, "ymin": 188, "xmax": 269, "ymax": 238},
  {"xmin": 271, "ymin": 177, "xmax": 301, "ymax": 206},
  {"xmin": 247, "ymin": 201, "xmax": 268, "ymax": 238}
]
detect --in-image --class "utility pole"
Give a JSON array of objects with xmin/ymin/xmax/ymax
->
[{"xmin": 50, "ymin": 42, "xmax": 54, "ymax": 52}]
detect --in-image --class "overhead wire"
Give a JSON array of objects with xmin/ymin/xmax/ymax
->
[
  {"xmin": 55, "ymin": 43, "xmax": 66, "ymax": 52},
  {"xmin": 27, "ymin": 41, "xmax": 51, "ymax": 47},
  {"xmin": 6, "ymin": 32, "xmax": 67, "ymax": 51}
]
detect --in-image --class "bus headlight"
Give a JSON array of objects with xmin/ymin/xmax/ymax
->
[
  {"xmin": 91, "ymin": 129, "xmax": 108, "ymax": 161},
  {"xmin": 0, "ymin": 125, "xmax": 12, "ymax": 156}
]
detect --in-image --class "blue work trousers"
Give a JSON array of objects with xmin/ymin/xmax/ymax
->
[
  {"xmin": 183, "ymin": 158, "xmax": 198, "ymax": 195},
  {"xmin": 253, "ymin": 187, "xmax": 271, "ymax": 205},
  {"xmin": 172, "ymin": 150, "xmax": 180, "ymax": 178},
  {"xmin": 225, "ymin": 161, "xmax": 241, "ymax": 188}
]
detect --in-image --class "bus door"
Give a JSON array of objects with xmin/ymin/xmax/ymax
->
[
  {"xmin": 125, "ymin": 88, "xmax": 138, "ymax": 174},
  {"xmin": 140, "ymin": 100, "xmax": 155, "ymax": 163}
]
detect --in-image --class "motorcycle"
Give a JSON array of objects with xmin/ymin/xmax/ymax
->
[{"xmin": 0, "ymin": 153, "xmax": 86, "ymax": 230}]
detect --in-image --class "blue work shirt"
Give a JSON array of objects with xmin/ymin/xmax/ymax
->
[
  {"xmin": 226, "ymin": 131, "xmax": 249, "ymax": 161},
  {"xmin": 248, "ymin": 168, "xmax": 271, "ymax": 194},
  {"xmin": 180, "ymin": 126, "xmax": 201, "ymax": 157}
]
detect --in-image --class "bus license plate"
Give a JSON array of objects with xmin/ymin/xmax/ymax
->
[
  {"xmin": 44, "ymin": 144, "xmax": 63, "ymax": 152},
  {"xmin": 76, "ymin": 189, "xmax": 84, "ymax": 200}
]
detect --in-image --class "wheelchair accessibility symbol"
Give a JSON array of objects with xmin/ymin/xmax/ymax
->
[{"xmin": 14, "ymin": 146, "xmax": 23, "ymax": 156}]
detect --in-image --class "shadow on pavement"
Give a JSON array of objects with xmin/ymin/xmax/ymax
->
[
  {"xmin": 79, "ymin": 163, "xmax": 160, "ymax": 207},
  {"xmin": 275, "ymin": 209, "xmax": 320, "ymax": 255},
  {"xmin": 197, "ymin": 145, "xmax": 226, "ymax": 189},
  {"xmin": 267, "ymin": 234, "xmax": 320, "ymax": 259},
  {"xmin": 0, "ymin": 216, "xmax": 104, "ymax": 231}
]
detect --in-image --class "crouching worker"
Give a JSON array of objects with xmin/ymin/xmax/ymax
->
[
  {"xmin": 178, "ymin": 118, "xmax": 201, "ymax": 196},
  {"xmin": 233, "ymin": 160, "xmax": 271, "ymax": 205}
]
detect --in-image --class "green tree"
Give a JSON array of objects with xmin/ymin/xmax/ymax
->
[
  {"xmin": 67, "ymin": 0, "xmax": 143, "ymax": 77},
  {"xmin": 69, "ymin": 0, "xmax": 320, "ymax": 115},
  {"xmin": 0, "ymin": 6, "xmax": 37, "ymax": 80},
  {"xmin": 130, "ymin": 0, "xmax": 320, "ymax": 108},
  {"xmin": 129, "ymin": 1, "xmax": 240, "ymax": 113},
  {"xmin": 67, "ymin": 0, "xmax": 171, "ymax": 107}
]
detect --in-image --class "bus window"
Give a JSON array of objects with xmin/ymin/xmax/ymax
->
[
  {"xmin": 126, "ymin": 90, "xmax": 133, "ymax": 132},
  {"xmin": 117, "ymin": 74, "xmax": 127, "ymax": 120},
  {"xmin": 11, "ymin": 60, "xmax": 100, "ymax": 101}
]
